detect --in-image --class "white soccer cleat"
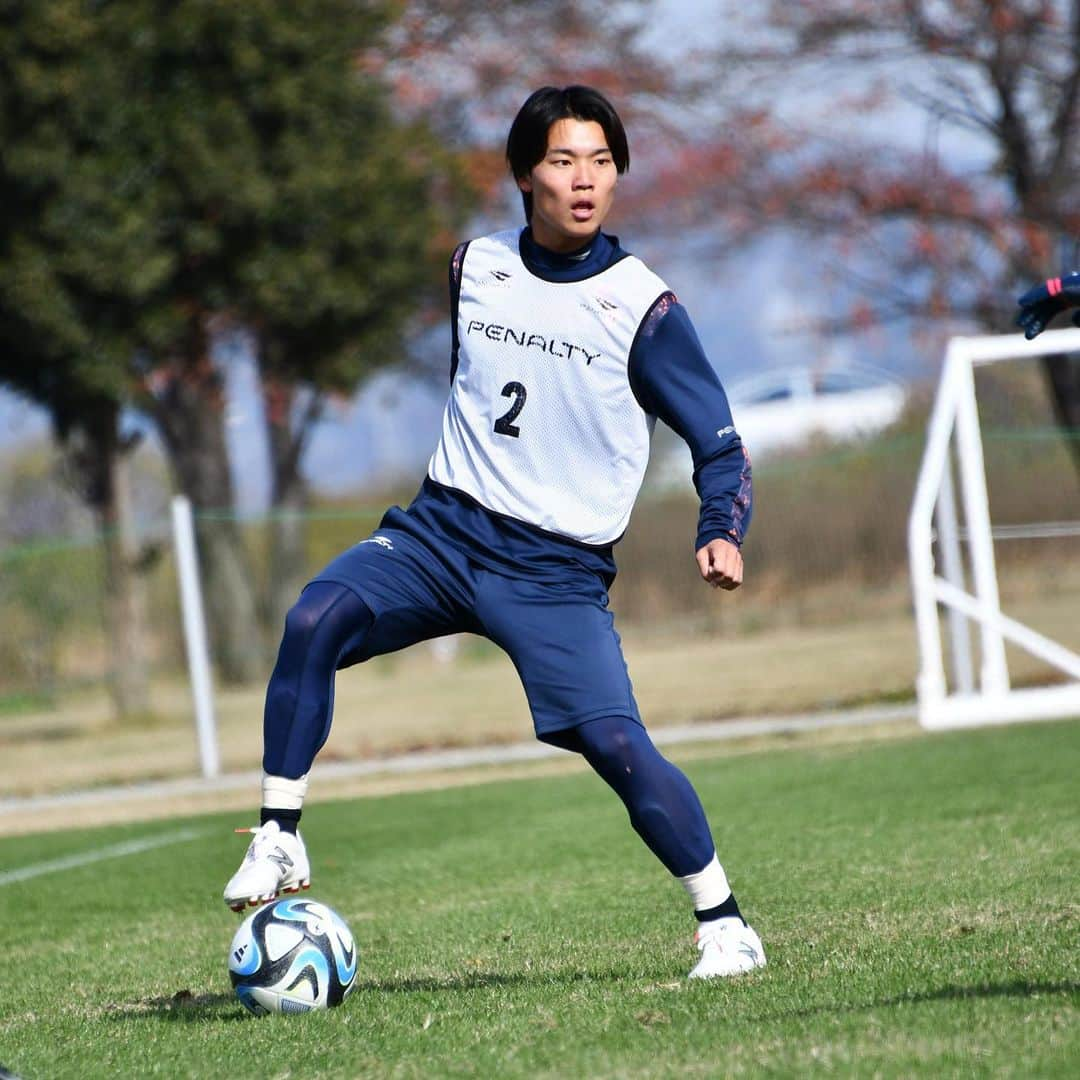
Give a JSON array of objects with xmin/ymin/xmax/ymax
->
[
  {"xmin": 688, "ymin": 917, "xmax": 766, "ymax": 979},
  {"xmin": 223, "ymin": 821, "xmax": 311, "ymax": 912}
]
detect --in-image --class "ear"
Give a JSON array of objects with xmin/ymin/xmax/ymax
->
[{"xmin": 517, "ymin": 174, "xmax": 532, "ymax": 194}]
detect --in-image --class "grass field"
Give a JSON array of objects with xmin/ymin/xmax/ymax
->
[{"xmin": 1, "ymin": 719, "xmax": 1077, "ymax": 1078}]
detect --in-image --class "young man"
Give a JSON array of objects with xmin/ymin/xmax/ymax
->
[{"xmin": 224, "ymin": 85, "xmax": 764, "ymax": 979}]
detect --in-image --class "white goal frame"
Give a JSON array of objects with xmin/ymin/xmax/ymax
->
[{"xmin": 908, "ymin": 326, "xmax": 1080, "ymax": 730}]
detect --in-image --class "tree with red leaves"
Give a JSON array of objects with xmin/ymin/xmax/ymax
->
[{"xmin": 651, "ymin": 1, "xmax": 1079, "ymax": 446}]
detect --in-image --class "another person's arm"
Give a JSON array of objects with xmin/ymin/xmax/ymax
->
[{"xmin": 1016, "ymin": 271, "xmax": 1080, "ymax": 339}]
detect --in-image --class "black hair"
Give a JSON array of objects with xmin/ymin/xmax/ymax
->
[{"xmin": 505, "ymin": 85, "xmax": 630, "ymax": 221}]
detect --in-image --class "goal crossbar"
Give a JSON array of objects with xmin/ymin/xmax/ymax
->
[{"xmin": 908, "ymin": 326, "xmax": 1080, "ymax": 730}]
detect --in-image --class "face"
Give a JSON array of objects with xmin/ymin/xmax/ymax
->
[{"xmin": 518, "ymin": 118, "xmax": 617, "ymax": 253}]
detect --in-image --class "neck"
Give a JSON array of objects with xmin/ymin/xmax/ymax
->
[
  {"xmin": 524, "ymin": 226, "xmax": 599, "ymax": 261},
  {"xmin": 516, "ymin": 228, "xmax": 618, "ymax": 283},
  {"xmin": 526, "ymin": 225, "xmax": 601, "ymax": 257}
]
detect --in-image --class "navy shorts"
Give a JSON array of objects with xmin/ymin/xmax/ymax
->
[{"xmin": 310, "ymin": 521, "xmax": 641, "ymax": 738}]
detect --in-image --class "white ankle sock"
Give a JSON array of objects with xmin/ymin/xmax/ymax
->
[
  {"xmin": 262, "ymin": 772, "xmax": 309, "ymax": 811},
  {"xmin": 677, "ymin": 853, "xmax": 731, "ymax": 911}
]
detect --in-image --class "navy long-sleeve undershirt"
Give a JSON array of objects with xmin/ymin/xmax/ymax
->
[{"xmin": 627, "ymin": 292, "xmax": 752, "ymax": 553}]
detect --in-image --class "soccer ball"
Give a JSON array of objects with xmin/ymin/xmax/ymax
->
[{"xmin": 228, "ymin": 897, "xmax": 357, "ymax": 1015}]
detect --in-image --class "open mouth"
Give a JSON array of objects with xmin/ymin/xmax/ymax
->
[{"xmin": 570, "ymin": 201, "xmax": 595, "ymax": 220}]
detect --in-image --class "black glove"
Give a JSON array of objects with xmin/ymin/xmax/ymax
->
[{"xmin": 1016, "ymin": 271, "xmax": 1080, "ymax": 339}]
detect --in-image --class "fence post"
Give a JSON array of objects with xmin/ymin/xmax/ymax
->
[{"xmin": 171, "ymin": 494, "xmax": 220, "ymax": 779}]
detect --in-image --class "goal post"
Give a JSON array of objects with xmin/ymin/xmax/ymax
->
[{"xmin": 908, "ymin": 326, "xmax": 1080, "ymax": 730}]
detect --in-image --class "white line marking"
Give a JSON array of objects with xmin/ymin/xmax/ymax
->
[
  {"xmin": 0, "ymin": 827, "xmax": 207, "ymax": 887},
  {"xmin": 0, "ymin": 705, "xmax": 917, "ymax": 821}
]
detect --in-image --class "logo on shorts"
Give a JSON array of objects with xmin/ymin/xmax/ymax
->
[
  {"xmin": 716, "ymin": 425, "xmax": 735, "ymax": 439},
  {"xmin": 361, "ymin": 534, "xmax": 394, "ymax": 550}
]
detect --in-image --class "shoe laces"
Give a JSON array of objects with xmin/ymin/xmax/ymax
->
[
  {"xmin": 234, "ymin": 823, "xmax": 279, "ymax": 861},
  {"xmin": 694, "ymin": 917, "xmax": 745, "ymax": 950}
]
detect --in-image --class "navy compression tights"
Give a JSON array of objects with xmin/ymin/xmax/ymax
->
[
  {"xmin": 541, "ymin": 718, "xmax": 716, "ymax": 877},
  {"xmin": 264, "ymin": 581, "xmax": 716, "ymax": 878},
  {"xmin": 263, "ymin": 582, "xmax": 374, "ymax": 780}
]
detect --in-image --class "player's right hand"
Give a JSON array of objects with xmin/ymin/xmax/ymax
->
[{"xmin": 1016, "ymin": 271, "xmax": 1080, "ymax": 339}]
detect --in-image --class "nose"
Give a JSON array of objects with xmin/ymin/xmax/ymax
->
[{"xmin": 572, "ymin": 163, "xmax": 594, "ymax": 189}]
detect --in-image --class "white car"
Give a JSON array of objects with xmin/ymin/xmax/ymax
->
[
  {"xmin": 649, "ymin": 363, "xmax": 908, "ymax": 488},
  {"xmin": 726, "ymin": 363, "xmax": 908, "ymax": 457}
]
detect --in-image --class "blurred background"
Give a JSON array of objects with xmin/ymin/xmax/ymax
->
[{"xmin": 1, "ymin": 0, "xmax": 1077, "ymax": 801}]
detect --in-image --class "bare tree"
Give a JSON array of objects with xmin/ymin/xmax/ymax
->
[{"xmin": 652, "ymin": 1, "xmax": 1079, "ymax": 449}]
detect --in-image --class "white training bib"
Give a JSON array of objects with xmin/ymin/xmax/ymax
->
[{"xmin": 427, "ymin": 229, "xmax": 667, "ymax": 545}]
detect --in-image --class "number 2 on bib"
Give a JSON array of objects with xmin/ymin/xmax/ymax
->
[{"xmin": 494, "ymin": 381, "xmax": 527, "ymax": 438}]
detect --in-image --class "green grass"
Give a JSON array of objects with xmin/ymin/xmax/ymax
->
[{"xmin": 1, "ymin": 721, "xmax": 1077, "ymax": 1078}]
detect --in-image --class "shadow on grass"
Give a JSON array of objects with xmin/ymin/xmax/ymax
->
[
  {"xmin": 893, "ymin": 980, "xmax": 1077, "ymax": 1005},
  {"xmin": 753, "ymin": 978, "xmax": 1079, "ymax": 1024},
  {"xmin": 103, "ymin": 990, "xmax": 244, "ymax": 1024},
  {"xmin": 359, "ymin": 967, "xmax": 645, "ymax": 994},
  {"xmin": 103, "ymin": 970, "xmax": 632, "ymax": 1025},
  {"xmin": 111, "ymin": 973, "xmax": 1074, "ymax": 1025}
]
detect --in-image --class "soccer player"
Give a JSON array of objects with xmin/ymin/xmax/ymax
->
[
  {"xmin": 224, "ymin": 85, "xmax": 764, "ymax": 979},
  {"xmin": 1016, "ymin": 271, "xmax": 1080, "ymax": 339}
]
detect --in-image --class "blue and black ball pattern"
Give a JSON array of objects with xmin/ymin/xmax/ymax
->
[{"xmin": 228, "ymin": 897, "xmax": 357, "ymax": 1015}]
